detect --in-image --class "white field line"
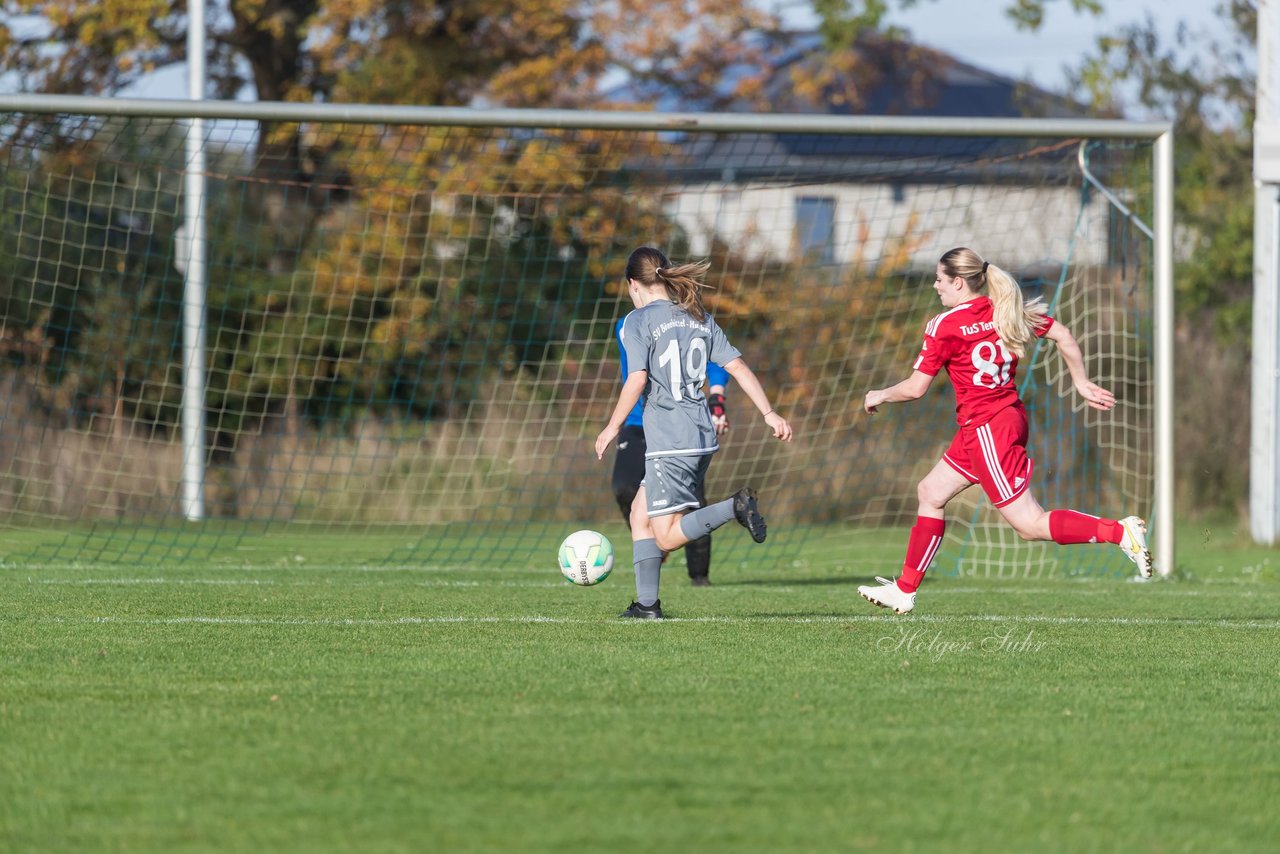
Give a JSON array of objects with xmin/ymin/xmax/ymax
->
[
  {"xmin": 12, "ymin": 613, "xmax": 1280, "ymax": 629},
  {"xmin": 33, "ymin": 577, "xmax": 279, "ymax": 585},
  {"xmin": 1, "ymin": 563, "xmax": 1199, "ymax": 578},
  {"xmin": 3, "ymin": 563, "xmax": 1268, "ymax": 587},
  {"xmin": 21, "ymin": 577, "xmax": 1217, "ymax": 596},
  {"xmin": 26, "ymin": 577, "xmax": 577, "ymax": 589},
  {"xmin": 2, "ymin": 563, "xmax": 552, "ymax": 574}
]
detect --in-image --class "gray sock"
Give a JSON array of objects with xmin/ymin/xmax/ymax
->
[
  {"xmin": 633, "ymin": 538, "xmax": 664, "ymax": 607},
  {"xmin": 680, "ymin": 498, "xmax": 736, "ymax": 541}
]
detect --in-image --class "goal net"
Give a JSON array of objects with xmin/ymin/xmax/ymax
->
[{"xmin": 0, "ymin": 100, "xmax": 1161, "ymax": 576}]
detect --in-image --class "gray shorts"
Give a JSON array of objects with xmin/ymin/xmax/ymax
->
[{"xmin": 642, "ymin": 453, "xmax": 712, "ymax": 517}]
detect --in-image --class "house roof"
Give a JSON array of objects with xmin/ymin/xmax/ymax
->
[
  {"xmin": 758, "ymin": 32, "xmax": 1090, "ymax": 120},
  {"xmin": 612, "ymin": 31, "xmax": 1091, "ymax": 186}
]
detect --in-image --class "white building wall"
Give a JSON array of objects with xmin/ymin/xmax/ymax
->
[{"xmin": 668, "ymin": 182, "xmax": 1110, "ymax": 271}]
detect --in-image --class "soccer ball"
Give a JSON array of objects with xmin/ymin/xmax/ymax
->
[{"xmin": 558, "ymin": 529, "xmax": 615, "ymax": 586}]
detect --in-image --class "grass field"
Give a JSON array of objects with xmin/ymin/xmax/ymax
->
[{"xmin": 3, "ymin": 522, "xmax": 1279, "ymax": 852}]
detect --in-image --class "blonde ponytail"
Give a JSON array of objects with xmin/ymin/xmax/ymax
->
[
  {"xmin": 938, "ymin": 247, "xmax": 1047, "ymax": 357},
  {"xmin": 985, "ymin": 263, "xmax": 1047, "ymax": 357}
]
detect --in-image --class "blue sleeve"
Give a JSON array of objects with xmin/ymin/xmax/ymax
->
[
  {"xmin": 615, "ymin": 317, "xmax": 629, "ymax": 378},
  {"xmin": 706, "ymin": 361, "xmax": 729, "ymax": 388},
  {"xmin": 616, "ymin": 315, "xmax": 645, "ymax": 427}
]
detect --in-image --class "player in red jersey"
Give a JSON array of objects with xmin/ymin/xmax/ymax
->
[{"xmin": 857, "ymin": 247, "xmax": 1151, "ymax": 614}]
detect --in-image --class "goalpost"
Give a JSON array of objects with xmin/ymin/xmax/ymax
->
[{"xmin": 0, "ymin": 95, "xmax": 1173, "ymax": 576}]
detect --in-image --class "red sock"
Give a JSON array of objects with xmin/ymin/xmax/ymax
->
[
  {"xmin": 898, "ymin": 516, "xmax": 946, "ymax": 593},
  {"xmin": 1049, "ymin": 510, "xmax": 1121, "ymax": 544},
  {"xmin": 1095, "ymin": 517, "xmax": 1123, "ymax": 544}
]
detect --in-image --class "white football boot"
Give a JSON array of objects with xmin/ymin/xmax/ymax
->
[
  {"xmin": 1117, "ymin": 516, "xmax": 1152, "ymax": 579},
  {"xmin": 857, "ymin": 576, "xmax": 916, "ymax": 615}
]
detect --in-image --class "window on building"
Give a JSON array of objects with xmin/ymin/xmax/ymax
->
[{"xmin": 794, "ymin": 196, "xmax": 836, "ymax": 265}]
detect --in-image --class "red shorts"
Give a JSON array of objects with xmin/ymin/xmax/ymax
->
[{"xmin": 941, "ymin": 405, "xmax": 1033, "ymax": 508}]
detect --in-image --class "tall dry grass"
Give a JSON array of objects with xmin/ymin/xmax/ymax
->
[
  {"xmin": 0, "ymin": 365, "xmax": 927, "ymax": 530},
  {"xmin": 1172, "ymin": 320, "xmax": 1249, "ymax": 521},
  {"xmin": 0, "ymin": 280, "xmax": 1242, "ymax": 530}
]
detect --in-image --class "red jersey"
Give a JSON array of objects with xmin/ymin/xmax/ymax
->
[{"xmin": 912, "ymin": 296, "xmax": 1054, "ymax": 427}]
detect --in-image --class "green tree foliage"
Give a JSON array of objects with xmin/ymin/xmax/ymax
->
[
  {"xmin": 0, "ymin": 118, "xmax": 188, "ymax": 438},
  {"xmin": 1067, "ymin": 0, "xmax": 1255, "ymax": 338},
  {"xmin": 0, "ymin": 0, "xmax": 1196, "ymax": 453},
  {"xmin": 1061, "ymin": 0, "xmax": 1256, "ymax": 515},
  {"xmin": 1, "ymin": 2, "xmax": 785, "ymax": 440}
]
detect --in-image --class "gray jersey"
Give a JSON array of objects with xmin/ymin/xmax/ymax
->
[{"xmin": 619, "ymin": 300, "xmax": 742, "ymax": 459}]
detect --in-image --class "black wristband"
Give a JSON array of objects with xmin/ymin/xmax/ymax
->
[{"xmin": 708, "ymin": 392, "xmax": 727, "ymax": 418}]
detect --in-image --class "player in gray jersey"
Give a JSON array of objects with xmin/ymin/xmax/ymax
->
[{"xmin": 595, "ymin": 247, "xmax": 794, "ymax": 620}]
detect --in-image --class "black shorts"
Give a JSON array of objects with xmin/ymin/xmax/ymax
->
[{"xmin": 611, "ymin": 425, "xmax": 647, "ymax": 515}]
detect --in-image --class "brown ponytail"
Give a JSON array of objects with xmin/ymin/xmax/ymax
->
[{"xmin": 624, "ymin": 247, "xmax": 713, "ymax": 321}]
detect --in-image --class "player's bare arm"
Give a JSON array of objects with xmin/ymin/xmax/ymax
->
[
  {"xmin": 595, "ymin": 371, "xmax": 648, "ymax": 459},
  {"xmin": 1043, "ymin": 322, "xmax": 1115, "ymax": 411},
  {"xmin": 864, "ymin": 370, "xmax": 934, "ymax": 414},
  {"xmin": 721, "ymin": 358, "xmax": 792, "ymax": 442}
]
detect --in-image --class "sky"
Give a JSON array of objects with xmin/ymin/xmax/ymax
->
[{"xmin": 777, "ymin": 0, "xmax": 1235, "ymax": 94}]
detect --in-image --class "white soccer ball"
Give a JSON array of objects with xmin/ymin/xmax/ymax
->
[{"xmin": 558, "ymin": 529, "xmax": 615, "ymax": 586}]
